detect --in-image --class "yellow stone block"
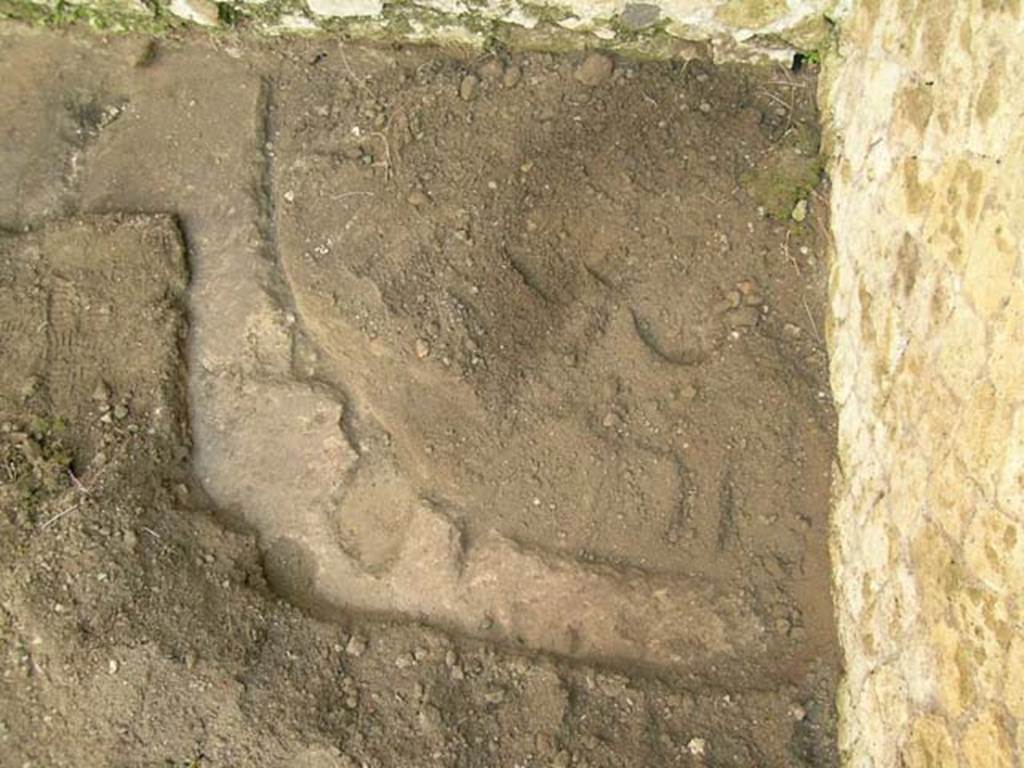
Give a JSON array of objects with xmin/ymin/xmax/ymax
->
[
  {"xmin": 962, "ymin": 708, "xmax": 1014, "ymax": 768},
  {"xmin": 901, "ymin": 714, "xmax": 957, "ymax": 768},
  {"xmin": 929, "ymin": 620, "xmax": 968, "ymax": 717},
  {"xmin": 1007, "ymin": 635, "xmax": 1024, "ymax": 719},
  {"xmin": 997, "ymin": 407, "xmax": 1024, "ymax": 516},
  {"xmin": 910, "ymin": 521, "xmax": 961, "ymax": 616},
  {"xmin": 989, "ymin": 285, "xmax": 1024, "ymax": 401},
  {"xmin": 963, "ymin": 508, "xmax": 1023, "ymax": 595},
  {"xmin": 927, "ymin": 451, "xmax": 975, "ymax": 541},
  {"xmin": 933, "ymin": 303, "xmax": 988, "ymax": 394},
  {"xmin": 952, "ymin": 380, "xmax": 1015, "ymax": 498},
  {"xmin": 964, "ymin": 207, "xmax": 1018, "ymax": 319}
]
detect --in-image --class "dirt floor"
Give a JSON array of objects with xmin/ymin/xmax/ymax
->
[{"xmin": 0, "ymin": 25, "xmax": 839, "ymax": 767}]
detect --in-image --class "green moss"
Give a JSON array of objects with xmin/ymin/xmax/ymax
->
[
  {"xmin": 741, "ymin": 148, "xmax": 823, "ymax": 220},
  {"xmin": 0, "ymin": 0, "xmax": 50, "ymax": 22},
  {"xmin": 606, "ymin": 13, "xmax": 669, "ymax": 42},
  {"xmin": 517, "ymin": 1, "xmax": 575, "ymax": 24},
  {"xmin": 0, "ymin": 0, "xmax": 174, "ymax": 31},
  {"xmin": 0, "ymin": 0, "xmax": 833, "ymax": 65},
  {"xmin": 0, "ymin": 412, "xmax": 75, "ymax": 523},
  {"xmin": 217, "ymin": 1, "xmax": 240, "ymax": 25}
]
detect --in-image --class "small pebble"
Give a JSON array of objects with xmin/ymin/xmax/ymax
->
[
  {"xmin": 415, "ymin": 338, "xmax": 431, "ymax": 359},
  {"xmin": 283, "ymin": 190, "xmax": 296, "ymax": 203},
  {"xmin": 575, "ymin": 53, "xmax": 614, "ymax": 87},
  {"xmin": 736, "ymin": 279, "xmax": 764, "ymax": 306},
  {"xmin": 699, "ymin": 101, "xmax": 712, "ymax": 113},
  {"xmin": 724, "ymin": 306, "xmax": 760, "ymax": 329},
  {"xmin": 395, "ymin": 653, "xmax": 415, "ymax": 669},
  {"xmin": 345, "ymin": 635, "xmax": 367, "ymax": 657},
  {"xmin": 503, "ymin": 65, "xmax": 522, "ymax": 88},
  {"xmin": 687, "ymin": 737, "xmax": 707, "ymax": 757},
  {"xmin": 483, "ymin": 688, "xmax": 505, "ymax": 704},
  {"xmin": 478, "ymin": 58, "xmax": 504, "ymax": 80},
  {"xmin": 407, "ymin": 190, "xmax": 429, "ymax": 207},
  {"xmin": 91, "ymin": 381, "xmax": 110, "ymax": 402},
  {"xmin": 677, "ymin": 384, "xmax": 697, "ymax": 401},
  {"xmin": 459, "ymin": 74, "xmax": 480, "ymax": 101},
  {"xmin": 108, "ymin": 659, "xmax": 119, "ymax": 675},
  {"xmin": 792, "ymin": 199, "xmax": 808, "ymax": 222}
]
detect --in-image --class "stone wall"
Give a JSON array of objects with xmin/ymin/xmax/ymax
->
[
  {"xmin": 824, "ymin": 0, "xmax": 1024, "ymax": 765},
  {"xmin": 0, "ymin": 0, "xmax": 842, "ymax": 61}
]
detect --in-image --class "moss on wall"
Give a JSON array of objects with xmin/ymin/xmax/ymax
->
[{"xmin": 0, "ymin": 0, "xmax": 840, "ymax": 62}]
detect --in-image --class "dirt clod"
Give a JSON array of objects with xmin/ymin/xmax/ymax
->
[
  {"xmin": 575, "ymin": 52, "xmax": 614, "ymax": 86},
  {"xmin": 459, "ymin": 73, "xmax": 480, "ymax": 101}
]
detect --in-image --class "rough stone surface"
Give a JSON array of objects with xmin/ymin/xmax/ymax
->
[
  {"xmin": 168, "ymin": 0, "xmax": 219, "ymax": 26},
  {"xmin": 0, "ymin": 0, "xmax": 844, "ymax": 61},
  {"xmin": 306, "ymin": 0, "xmax": 382, "ymax": 19},
  {"xmin": 824, "ymin": 0, "xmax": 1024, "ymax": 765}
]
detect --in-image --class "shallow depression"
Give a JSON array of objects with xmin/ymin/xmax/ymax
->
[
  {"xmin": 192, "ymin": 45, "xmax": 837, "ymax": 687},
  {"xmin": 0, "ymin": 31, "xmax": 838, "ymax": 691}
]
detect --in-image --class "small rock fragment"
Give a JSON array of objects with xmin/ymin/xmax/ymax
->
[
  {"xmin": 677, "ymin": 383, "xmax": 697, "ymax": 401},
  {"xmin": 459, "ymin": 74, "xmax": 480, "ymax": 101},
  {"xmin": 687, "ymin": 737, "xmax": 707, "ymax": 756},
  {"xmin": 415, "ymin": 338, "xmax": 431, "ymax": 359},
  {"xmin": 478, "ymin": 58, "xmax": 505, "ymax": 80},
  {"xmin": 345, "ymin": 635, "xmax": 367, "ymax": 657},
  {"xmin": 168, "ymin": 0, "xmax": 219, "ymax": 26},
  {"xmin": 108, "ymin": 659, "xmax": 119, "ymax": 675},
  {"xmin": 575, "ymin": 53, "xmax": 614, "ymax": 87},
  {"xmin": 619, "ymin": 2, "xmax": 660, "ymax": 30},
  {"xmin": 736, "ymin": 279, "xmax": 763, "ymax": 306},
  {"xmin": 418, "ymin": 704, "xmax": 443, "ymax": 733},
  {"xmin": 783, "ymin": 323, "xmax": 803, "ymax": 340},
  {"xmin": 483, "ymin": 688, "xmax": 505, "ymax": 704},
  {"xmin": 503, "ymin": 65, "xmax": 522, "ymax": 88},
  {"xmin": 395, "ymin": 652, "xmax": 415, "ymax": 669},
  {"xmin": 91, "ymin": 381, "xmax": 111, "ymax": 402},
  {"xmin": 724, "ymin": 306, "xmax": 760, "ymax": 329},
  {"xmin": 407, "ymin": 189, "xmax": 429, "ymax": 207},
  {"xmin": 791, "ymin": 199, "xmax": 808, "ymax": 222}
]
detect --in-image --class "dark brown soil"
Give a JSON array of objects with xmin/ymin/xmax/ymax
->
[{"xmin": 0, "ymin": 27, "xmax": 838, "ymax": 767}]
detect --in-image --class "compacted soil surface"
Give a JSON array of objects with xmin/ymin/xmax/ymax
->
[{"xmin": 0, "ymin": 26, "xmax": 838, "ymax": 767}]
